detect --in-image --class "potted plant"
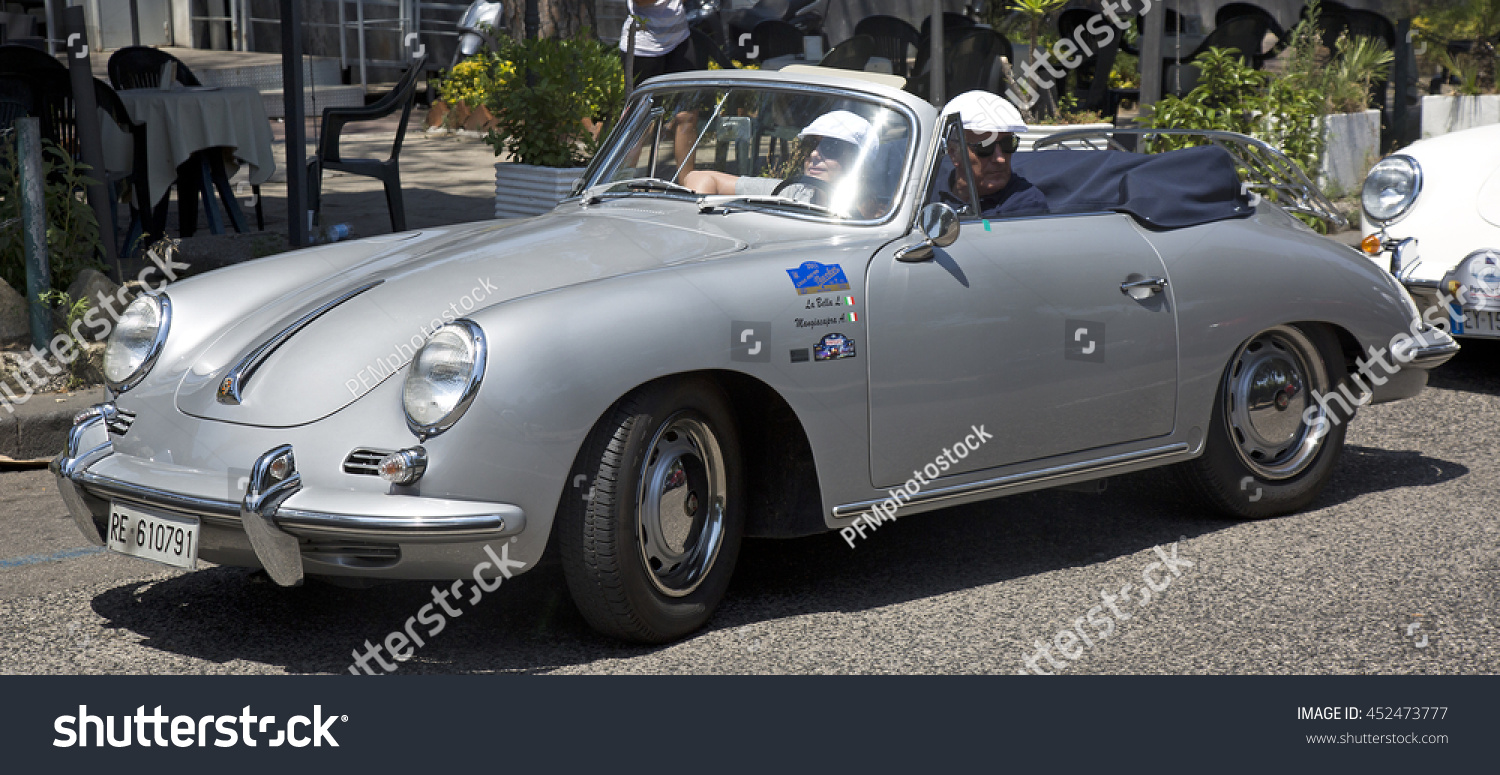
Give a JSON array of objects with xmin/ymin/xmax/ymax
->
[
  {"xmin": 484, "ymin": 33, "xmax": 625, "ymax": 218},
  {"xmin": 428, "ymin": 56, "xmax": 507, "ymax": 134},
  {"xmin": 1414, "ymin": 0, "xmax": 1500, "ymax": 137}
]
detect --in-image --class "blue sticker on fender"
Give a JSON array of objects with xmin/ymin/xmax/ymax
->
[{"xmin": 786, "ymin": 261, "xmax": 851, "ymax": 295}]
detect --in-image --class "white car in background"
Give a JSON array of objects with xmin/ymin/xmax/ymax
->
[{"xmin": 1361, "ymin": 123, "xmax": 1500, "ymax": 337}]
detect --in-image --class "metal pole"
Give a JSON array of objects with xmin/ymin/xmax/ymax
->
[
  {"xmin": 281, "ymin": 0, "xmax": 309, "ymax": 247},
  {"xmin": 928, "ymin": 0, "xmax": 944, "ymax": 107},
  {"xmin": 525, "ymin": 0, "xmax": 539, "ymax": 40},
  {"xmin": 1139, "ymin": 4, "xmax": 1164, "ymax": 112},
  {"xmin": 44, "ymin": 0, "xmax": 58, "ymax": 55},
  {"xmin": 1391, "ymin": 17, "xmax": 1412, "ymax": 152},
  {"xmin": 64, "ymin": 6, "xmax": 119, "ymax": 279},
  {"xmin": 357, "ymin": 0, "xmax": 368, "ymax": 94},
  {"xmin": 129, "ymin": 0, "xmax": 141, "ymax": 46},
  {"xmin": 17, "ymin": 119, "xmax": 51, "ymax": 351}
]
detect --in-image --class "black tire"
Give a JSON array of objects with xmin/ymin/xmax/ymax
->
[
  {"xmin": 1179, "ymin": 324, "xmax": 1350, "ymax": 519},
  {"xmin": 557, "ymin": 377, "xmax": 744, "ymax": 643}
]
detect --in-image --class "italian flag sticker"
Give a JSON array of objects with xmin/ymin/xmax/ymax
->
[
  {"xmin": 845, "ymin": 296, "xmax": 855, "ymax": 306},
  {"xmin": 847, "ymin": 312, "xmax": 858, "ymax": 322}
]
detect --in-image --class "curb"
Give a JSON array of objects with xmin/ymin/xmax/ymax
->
[{"xmin": 0, "ymin": 388, "xmax": 106, "ymax": 463}]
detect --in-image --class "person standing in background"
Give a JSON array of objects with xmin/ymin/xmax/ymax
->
[{"xmin": 621, "ymin": 0, "xmax": 698, "ymax": 176}]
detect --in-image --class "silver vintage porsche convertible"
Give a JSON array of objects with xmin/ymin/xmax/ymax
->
[{"xmin": 55, "ymin": 68, "xmax": 1458, "ymax": 643}]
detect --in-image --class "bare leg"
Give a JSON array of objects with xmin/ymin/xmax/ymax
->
[{"xmin": 673, "ymin": 110, "xmax": 697, "ymax": 177}]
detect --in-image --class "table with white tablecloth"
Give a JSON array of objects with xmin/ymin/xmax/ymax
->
[{"xmin": 102, "ymin": 84, "xmax": 276, "ymax": 235}]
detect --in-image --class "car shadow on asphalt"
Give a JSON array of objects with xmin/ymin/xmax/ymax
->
[
  {"xmin": 1427, "ymin": 337, "xmax": 1500, "ymax": 397},
  {"xmin": 84, "ymin": 441, "xmax": 1464, "ymax": 673}
]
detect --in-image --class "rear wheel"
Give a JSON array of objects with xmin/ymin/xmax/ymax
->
[
  {"xmin": 558, "ymin": 378, "xmax": 743, "ymax": 643},
  {"xmin": 1180, "ymin": 324, "xmax": 1350, "ymax": 519}
]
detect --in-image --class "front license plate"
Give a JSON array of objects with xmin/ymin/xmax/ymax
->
[
  {"xmin": 1463, "ymin": 310, "xmax": 1500, "ymax": 337},
  {"xmin": 106, "ymin": 503, "xmax": 199, "ymax": 570}
]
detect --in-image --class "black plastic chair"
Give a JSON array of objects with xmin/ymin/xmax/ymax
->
[
  {"xmin": 818, "ymin": 34, "xmax": 875, "ymax": 71},
  {"xmin": 307, "ymin": 55, "xmax": 426, "ymax": 234},
  {"xmin": 107, "ymin": 46, "xmax": 202, "ymax": 89},
  {"xmin": 853, "ymin": 15, "xmax": 920, "ymax": 77},
  {"xmin": 0, "ymin": 43, "xmax": 64, "ymax": 75},
  {"xmin": 751, "ymin": 19, "xmax": 804, "ymax": 62},
  {"xmin": 1216, "ymin": 3, "xmax": 1286, "ymax": 43},
  {"xmin": 945, "ymin": 29, "xmax": 1011, "ymax": 96},
  {"xmin": 918, "ymin": 12, "xmax": 975, "ymax": 41},
  {"xmin": 1057, "ymin": 9, "xmax": 1120, "ymax": 102}
]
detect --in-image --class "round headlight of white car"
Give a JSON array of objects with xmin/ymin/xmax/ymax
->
[
  {"xmin": 103, "ymin": 294, "xmax": 171, "ymax": 392},
  {"xmin": 402, "ymin": 320, "xmax": 486, "ymax": 437},
  {"xmin": 1361, "ymin": 155, "xmax": 1421, "ymax": 223}
]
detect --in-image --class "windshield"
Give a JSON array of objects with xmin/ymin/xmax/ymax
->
[{"xmin": 586, "ymin": 85, "xmax": 914, "ymax": 221}]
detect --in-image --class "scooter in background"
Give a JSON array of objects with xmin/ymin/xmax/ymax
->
[{"xmin": 453, "ymin": 0, "xmax": 504, "ymax": 67}]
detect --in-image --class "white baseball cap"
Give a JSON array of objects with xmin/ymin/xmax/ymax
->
[
  {"xmin": 942, "ymin": 91, "xmax": 1028, "ymax": 134},
  {"xmin": 798, "ymin": 110, "xmax": 878, "ymax": 152}
]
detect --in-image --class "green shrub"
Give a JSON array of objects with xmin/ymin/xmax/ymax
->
[
  {"xmin": 482, "ymin": 32, "xmax": 625, "ymax": 168},
  {"xmin": 0, "ymin": 133, "xmax": 105, "ymax": 295}
]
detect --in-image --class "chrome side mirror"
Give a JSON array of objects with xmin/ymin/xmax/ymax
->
[{"xmin": 896, "ymin": 203, "xmax": 960, "ymax": 262}]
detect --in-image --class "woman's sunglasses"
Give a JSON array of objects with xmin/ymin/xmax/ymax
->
[
  {"xmin": 969, "ymin": 134, "xmax": 1020, "ymax": 157},
  {"xmin": 802, "ymin": 137, "xmax": 858, "ymax": 162}
]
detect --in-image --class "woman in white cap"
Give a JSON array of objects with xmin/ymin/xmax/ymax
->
[
  {"xmin": 682, "ymin": 110, "xmax": 879, "ymax": 207},
  {"xmin": 935, "ymin": 91, "xmax": 1048, "ymax": 217}
]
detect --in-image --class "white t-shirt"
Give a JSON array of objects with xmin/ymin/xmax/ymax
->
[{"xmin": 619, "ymin": 0, "xmax": 690, "ymax": 57}]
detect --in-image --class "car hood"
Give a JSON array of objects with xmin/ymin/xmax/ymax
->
[{"xmin": 174, "ymin": 211, "xmax": 746, "ymax": 427}]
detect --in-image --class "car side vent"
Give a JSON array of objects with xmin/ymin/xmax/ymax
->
[
  {"xmin": 343, "ymin": 448, "xmax": 392, "ymax": 476},
  {"xmin": 106, "ymin": 410, "xmax": 136, "ymax": 436}
]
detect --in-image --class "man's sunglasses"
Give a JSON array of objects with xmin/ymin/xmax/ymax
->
[
  {"xmin": 802, "ymin": 137, "xmax": 858, "ymax": 162},
  {"xmin": 969, "ymin": 134, "xmax": 1020, "ymax": 157}
]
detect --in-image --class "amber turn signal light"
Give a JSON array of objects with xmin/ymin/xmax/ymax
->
[{"xmin": 1361, "ymin": 234, "xmax": 1381, "ymax": 254}]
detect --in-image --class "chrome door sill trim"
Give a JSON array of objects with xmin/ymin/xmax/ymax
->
[{"xmin": 833, "ymin": 443, "xmax": 1190, "ymax": 519}]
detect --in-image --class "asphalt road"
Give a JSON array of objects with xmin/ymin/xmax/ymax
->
[{"xmin": 2, "ymin": 340, "xmax": 1497, "ymax": 676}]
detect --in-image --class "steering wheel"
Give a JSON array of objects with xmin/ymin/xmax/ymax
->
[{"xmin": 771, "ymin": 175, "xmax": 832, "ymax": 204}]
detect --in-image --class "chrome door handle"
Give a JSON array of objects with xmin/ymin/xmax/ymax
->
[{"xmin": 1120, "ymin": 277, "xmax": 1168, "ymax": 295}]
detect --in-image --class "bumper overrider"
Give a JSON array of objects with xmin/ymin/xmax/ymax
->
[{"xmin": 52, "ymin": 404, "xmax": 526, "ymax": 585}]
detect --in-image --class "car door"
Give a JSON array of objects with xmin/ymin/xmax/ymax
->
[{"xmin": 865, "ymin": 118, "xmax": 1178, "ymax": 487}]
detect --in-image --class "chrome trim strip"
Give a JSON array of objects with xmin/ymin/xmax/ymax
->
[
  {"xmin": 276, "ymin": 509, "xmax": 511, "ymax": 538},
  {"xmin": 71, "ymin": 469, "xmax": 521, "ymax": 540},
  {"xmin": 217, "ymin": 280, "xmax": 384, "ymax": 405},
  {"xmin": 832, "ymin": 443, "xmax": 1191, "ymax": 518},
  {"xmin": 77, "ymin": 471, "xmax": 242, "ymax": 518},
  {"xmin": 1409, "ymin": 339, "xmax": 1461, "ymax": 368}
]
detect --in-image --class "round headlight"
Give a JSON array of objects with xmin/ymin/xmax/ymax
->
[
  {"xmin": 1361, "ymin": 155, "xmax": 1421, "ymax": 224},
  {"xmin": 402, "ymin": 320, "xmax": 486, "ymax": 437},
  {"xmin": 103, "ymin": 294, "xmax": 171, "ymax": 392}
]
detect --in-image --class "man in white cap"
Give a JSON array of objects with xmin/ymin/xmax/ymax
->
[
  {"xmin": 683, "ymin": 110, "xmax": 878, "ymax": 206},
  {"xmin": 936, "ymin": 91, "xmax": 1047, "ymax": 217}
]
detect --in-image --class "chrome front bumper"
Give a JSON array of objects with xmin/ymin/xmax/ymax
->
[{"xmin": 52, "ymin": 406, "xmax": 526, "ymax": 585}]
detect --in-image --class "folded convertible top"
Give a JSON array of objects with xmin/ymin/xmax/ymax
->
[{"xmin": 1012, "ymin": 145, "xmax": 1256, "ymax": 229}]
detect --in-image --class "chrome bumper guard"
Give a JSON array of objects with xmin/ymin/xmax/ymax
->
[
  {"xmin": 1397, "ymin": 325, "xmax": 1461, "ymax": 369},
  {"xmin": 52, "ymin": 403, "xmax": 524, "ymax": 587}
]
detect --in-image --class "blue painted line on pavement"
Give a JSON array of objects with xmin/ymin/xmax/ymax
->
[{"xmin": 0, "ymin": 546, "xmax": 106, "ymax": 569}]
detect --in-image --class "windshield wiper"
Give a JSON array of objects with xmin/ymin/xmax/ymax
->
[
  {"xmin": 581, "ymin": 177, "xmax": 697, "ymax": 205},
  {"xmin": 698, "ymin": 194, "xmax": 839, "ymax": 217}
]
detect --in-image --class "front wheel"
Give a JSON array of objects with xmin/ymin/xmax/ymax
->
[
  {"xmin": 1179, "ymin": 324, "xmax": 1350, "ymax": 519},
  {"xmin": 558, "ymin": 378, "xmax": 744, "ymax": 643}
]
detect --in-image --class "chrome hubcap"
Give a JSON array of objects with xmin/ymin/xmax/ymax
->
[
  {"xmin": 637, "ymin": 413, "xmax": 727, "ymax": 597},
  {"xmin": 1224, "ymin": 326, "xmax": 1329, "ymax": 480}
]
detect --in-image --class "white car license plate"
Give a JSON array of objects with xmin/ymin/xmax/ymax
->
[
  {"xmin": 1463, "ymin": 310, "xmax": 1500, "ymax": 337},
  {"xmin": 106, "ymin": 503, "xmax": 199, "ymax": 570}
]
